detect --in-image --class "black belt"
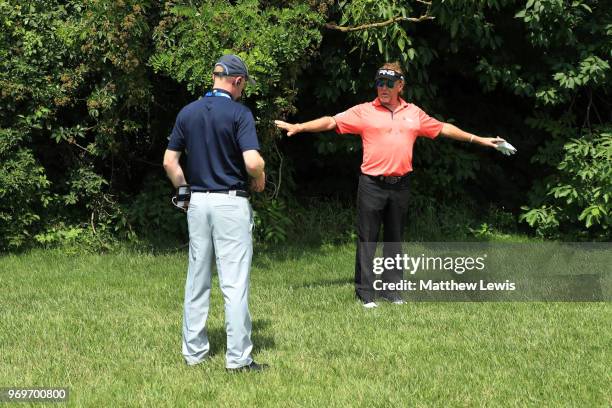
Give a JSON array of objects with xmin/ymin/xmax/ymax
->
[
  {"xmin": 365, "ymin": 173, "xmax": 409, "ymax": 185},
  {"xmin": 192, "ymin": 190, "xmax": 250, "ymax": 198}
]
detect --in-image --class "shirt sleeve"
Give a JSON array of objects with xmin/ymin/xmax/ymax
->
[
  {"xmin": 417, "ymin": 107, "xmax": 444, "ymax": 139},
  {"xmin": 167, "ymin": 111, "xmax": 186, "ymax": 151},
  {"xmin": 235, "ymin": 108, "xmax": 260, "ymax": 152},
  {"xmin": 334, "ymin": 104, "xmax": 365, "ymax": 135}
]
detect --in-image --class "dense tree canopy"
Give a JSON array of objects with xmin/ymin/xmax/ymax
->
[{"xmin": 1, "ymin": 0, "xmax": 610, "ymax": 250}]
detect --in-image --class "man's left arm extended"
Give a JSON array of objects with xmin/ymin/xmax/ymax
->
[
  {"xmin": 440, "ymin": 123, "xmax": 503, "ymax": 149},
  {"xmin": 163, "ymin": 149, "xmax": 187, "ymax": 188}
]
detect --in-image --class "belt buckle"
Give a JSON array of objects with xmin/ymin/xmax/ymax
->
[{"xmin": 384, "ymin": 176, "xmax": 400, "ymax": 184}]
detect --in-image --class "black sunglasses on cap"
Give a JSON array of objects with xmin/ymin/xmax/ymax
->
[{"xmin": 376, "ymin": 78, "xmax": 398, "ymax": 88}]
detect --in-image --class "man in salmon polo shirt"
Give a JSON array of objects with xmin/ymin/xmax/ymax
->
[{"xmin": 274, "ymin": 62, "xmax": 505, "ymax": 308}]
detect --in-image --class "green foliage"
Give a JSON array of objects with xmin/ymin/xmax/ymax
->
[
  {"xmin": 337, "ymin": 0, "xmax": 421, "ymax": 62},
  {"xmin": 32, "ymin": 222, "xmax": 119, "ymax": 253},
  {"xmin": 412, "ymin": 138, "xmax": 482, "ymax": 199},
  {"xmin": 0, "ymin": 130, "xmax": 51, "ymax": 250},
  {"xmin": 468, "ymin": 207, "xmax": 518, "ymax": 241},
  {"xmin": 127, "ymin": 176, "xmax": 187, "ymax": 240},
  {"xmin": 1, "ymin": 0, "xmax": 611, "ymax": 251},
  {"xmin": 520, "ymin": 127, "xmax": 612, "ymax": 239},
  {"xmin": 288, "ymin": 198, "xmax": 356, "ymax": 245},
  {"xmin": 482, "ymin": 0, "xmax": 611, "ymax": 106},
  {"xmin": 511, "ymin": 0, "xmax": 610, "ymax": 239},
  {"xmin": 452, "ymin": 0, "xmax": 610, "ymax": 239},
  {"xmin": 0, "ymin": 0, "xmax": 157, "ymax": 250},
  {"xmin": 34, "ymin": 224, "xmax": 86, "ymax": 247},
  {"xmin": 253, "ymin": 199, "xmax": 293, "ymax": 244},
  {"xmin": 150, "ymin": 0, "xmax": 323, "ymax": 109}
]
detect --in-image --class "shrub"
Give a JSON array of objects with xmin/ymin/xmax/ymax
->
[
  {"xmin": 520, "ymin": 127, "xmax": 612, "ymax": 239},
  {"xmin": 0, "ymin": 131, "xmax": 51, "ymax": 250}
]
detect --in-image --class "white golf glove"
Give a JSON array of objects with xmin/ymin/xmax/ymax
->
[{"xmin": 495, "ymin": 141, "xmax": 517, "ymax": 156}]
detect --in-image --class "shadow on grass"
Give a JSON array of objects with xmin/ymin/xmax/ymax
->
[{"xmin": 206, "ymin": 318, "xmax": 275, "ymax": 358}]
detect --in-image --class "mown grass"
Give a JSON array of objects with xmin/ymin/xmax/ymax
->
[{"xmin": 1, "ymin": 243, "xmax": 610, "ymax": 407}]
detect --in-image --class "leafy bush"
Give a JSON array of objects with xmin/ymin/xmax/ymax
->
[
  {"xmin": 1, "ymin": 0, "xmax": 610, "ymax": 252},
  {"xmin": 253, "ymin": 198, "xmax": 294, "ymax": 244},
  {"xmin": 127, "ymin": 176, "xmax": 187, "ymax": 240},
  {"xmin": 520, "ymin": 127, "xmax": 612, "ymax": 239},
  {"xmin": 0, "ymin": 131, "xmax": 51, "ymax": 250},
  {"xmin": 33, "ymin": 223, "xmax": 119, "ymax": 254}
]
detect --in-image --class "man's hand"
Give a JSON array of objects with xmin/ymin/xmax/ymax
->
[
  {"xmin": 477, "ymin": 136, "xmax": 506, "ymax": 149},
  {"xmin": 475, "ymin": 137, "xmax": 517, "ymax": 155},
  {"xmin": 494, "ymin": 140, "xmax": 517, "ymax": 155},
  {"xmin": 250, "ymin": 171, "xmax": 265, "ymax": 193},
  {"xmin": 274, "ymin": 120, "xmax": 301, "ymax": 137}
]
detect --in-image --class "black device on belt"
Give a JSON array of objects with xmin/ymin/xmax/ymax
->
[
  {"xmin": 365, "ymin": 173, "xmax": 409, "ymax": 185},
  {"xmin": 192, "ymin": 189, "xmax": 250, "ymax": 198}
]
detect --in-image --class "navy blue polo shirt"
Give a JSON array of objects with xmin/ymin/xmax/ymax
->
[{"xmin": 167, "ymin": 89, "xmax": 260, "ymax": 191}]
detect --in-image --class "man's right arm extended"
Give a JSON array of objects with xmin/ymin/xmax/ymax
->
[{"xmin": 274, "ymin": 116, "xmax": 337, "ymax": 136}]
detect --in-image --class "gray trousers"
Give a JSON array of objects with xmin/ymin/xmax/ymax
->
[{"xmin": 182, "ymin": 192, "xmax": 254, "ymax": 369}]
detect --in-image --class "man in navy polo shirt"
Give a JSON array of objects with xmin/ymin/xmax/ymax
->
[{"xmin": 163, "ymin": 54, "xmax": 268, "ymax": 372}]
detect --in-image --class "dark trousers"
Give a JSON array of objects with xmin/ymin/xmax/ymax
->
[{"xmin": 354, "ymin": 174, "xmax": 410, "ymax": 302}]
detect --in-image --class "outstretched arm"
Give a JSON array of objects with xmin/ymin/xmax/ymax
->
[
  {"xmin": 440, "ymin": 123, "xmax": 504, "ymax": 149},
  {"xmin": 274, "ymin": 116, "xmax": 337, "ymax": 137}
]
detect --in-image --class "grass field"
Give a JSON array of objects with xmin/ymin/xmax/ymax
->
[{"xmin": 1, "ymin": 243, "xmax": 610, "ymax": 407}]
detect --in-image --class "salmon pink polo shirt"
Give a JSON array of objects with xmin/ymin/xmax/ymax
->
[{"xmin": 334, "ymin": 97, "xmax": 444, "ymax": 176}]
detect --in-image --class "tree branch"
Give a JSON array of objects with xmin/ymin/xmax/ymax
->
[
  {"xmin": 67, "ymin": 138, "xmax": 95, "ymax": 155},
  {"xmin": 90, "ymin": 211, "xmax": 97, "ymax": 235},
  {"xmin": 272, "ymin": 141, "xmax": 283, "ymax": 200},
  {"xmin": 325, "ymin": 14, "xmax": 434, "ymax": 33}
]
